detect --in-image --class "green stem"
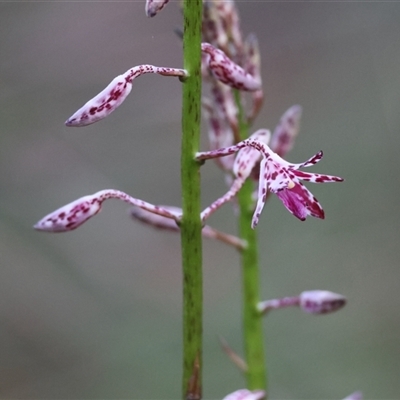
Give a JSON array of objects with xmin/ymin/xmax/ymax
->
[
  {"xmin": 180, "ymin": 1, "xmax": 203, "ymax": 399},
  {"xmin": 235, "ymin": 91, "xmax": 267, "ymax": 391}
]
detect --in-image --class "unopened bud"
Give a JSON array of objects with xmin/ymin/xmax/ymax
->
[
  {"xmin": 145, "ymin": 0, "xmax": 170, "ymax": 17},
  {"xmin": 33, "ymin": 194, "xmax": 102, "ymax": 232},
  {"xmin": 201, "ymin": 43, "xmax": 261, "ymax": 91},
  {"xmin": 65, "ymin": 65, "xmax": 187, "ymax": 127},
  {"xmin": 299, "ymin": 290, "xmax": 346, "ymax": 315},
  {"xmin": 222, "ymin": 389, "xmax": 266, "ymax": 400},
  {"xmin": 34, "ymin": 190, "xmax": 180, "ymax": 233},
  {"xmin": 270, "ymin": 105, "xmax": 302, "ymax": 157}
]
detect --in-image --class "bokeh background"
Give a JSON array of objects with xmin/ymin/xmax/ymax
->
[{"xmin": 1, "ymin": 1, "xmax": 400, "ymax": 399}]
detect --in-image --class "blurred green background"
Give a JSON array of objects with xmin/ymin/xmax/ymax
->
[{"xmin": 1, "ymin": 2, "xmax": 400, "ymax": 399}]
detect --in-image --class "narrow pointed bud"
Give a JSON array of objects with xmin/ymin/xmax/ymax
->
[
  {"xmin": 33, "ymin": 194, "xmax": 102, "ymax": 232},
  {"xmin": 299, "ymin": 290, "xmax": 347, "ymax": 315},
  {"xmin": 34, "ymin": 190, "xmax": 180, "ymax": 233},
  {"xmin": 201, "ymin": 43, "xmax": 261, "ymax": 91},
  {"xmin": 222, "ymin": 389, "xmax": 266, "ymax": 400},
  {"xmin": 202, "ymin": 1, "xmax": 228, "ymax": 50},
  {"xmin": 342, "ymin": 391, "xmax": 363, "ymax": 400},
  {"xmin": 244, "ymin": 34, "xmax": 264, "ymax": 123},
  {"xmin": 270, "ymin": 105, "xmax": 302, "ymax": 157},
  {"xmin": 145, "ymin": 0, "xmax": 170, "ymax": 17},
  {"xmin": 65, "ymin": 65, "xmax": 187, "ymax": 127}
]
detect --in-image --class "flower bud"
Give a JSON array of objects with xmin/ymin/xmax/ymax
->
[
  {"xmin": 65, "ymin": 66, "xmax": 187, "ymax": 127},
  {"xmin": 270, "ymin": 105, "xmax": 302, "ymax": 158},
  {"xmin": 201, "ymin": 43, "xmax": 261, "ymax": 91},
  {"xmin": 33, "ymin": 194, "xmax": 102, "ymax": 232},
  {"xmin": 222, "ymin": 389, "xmax": 266, "ymax": 400},
  {"xmin": 34, "ymin": 190, "xmax": 181, "ymax": 233},
  {"xmin": 299, "ymin": 290, "xmax": 346, "ymax": 315},
  {"xmin": 145, "ymin": 0, "xmax": 170, "ymax": 17}
]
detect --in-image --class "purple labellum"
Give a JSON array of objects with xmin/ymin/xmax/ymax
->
[
  {"xmin": 145, "ymin": 0, "xmax": 170, "ymax": 17},
  {"xmin": 201, "ymin": 43, "xmax": 261, "ymax": 91},
  {"xmin": 65, "ymin": 65, "xmax": 187, "ymax": 127}
]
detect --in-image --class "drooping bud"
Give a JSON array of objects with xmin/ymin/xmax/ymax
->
[
  {"xmin": 222, "ymin": 389, "xmax": 266, "ymax": 400},
  {"xmin": 202, "ymin": 1, "xmax": 228, "ymax": 50},
  {"xmin": 202, "ymin": 98, "xmax": 235, "ymax": 172},
  {"xmin": 213, "ymin": 0, "xmax": 244, "ymax": 58},
  {"xmin": 270, "ymin": 105, "xmax": 302, "ymax": 157},
  {"xmin": 145, "ymin": 0, "xmax": 170, "ymax": 17},
  {"xmin": 33, "ymin": 194, "xmax": 103, "ymax": 232},
  {"xmin": 244, "ymin": 33, "xmax": 263, "ymax": 123},
  {"xmin": 34, "ymin": 189, "xmax": 180, "ymax": 233},
  {"xmin": 201, "ymin": 43, "xmax": 261, "ymax": 91},
  {"xmin": 65, "ymin": 65, "xmax": 187, "ymax": 127},
  {"xmin": 299, "ymin": 290, "xmax": 347, "ymax": 315}
]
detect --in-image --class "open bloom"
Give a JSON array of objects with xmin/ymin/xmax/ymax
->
[{"xmin": 196, "ymin": 137, "xmax": 343, "ymax": 227}]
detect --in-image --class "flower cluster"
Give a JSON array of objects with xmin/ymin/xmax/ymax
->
[{"xmin": 33, "ymin": 0, "xmax": 354, "ymax": 398}]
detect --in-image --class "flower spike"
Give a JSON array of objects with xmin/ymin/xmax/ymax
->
[
  {"xmin": 34, "ymin": 190, "xmax": 180, "ymax": 233},
  {"xmin": 65, "ymin": 65, "xmax": 187, "ymax": 127},
  {"xmin": 201, "ymin": 43, "xmax": 261, "ymax": 91},
  {"xmin": 145, "ymin": 0, "xmax": 170, "ymax": 17}
]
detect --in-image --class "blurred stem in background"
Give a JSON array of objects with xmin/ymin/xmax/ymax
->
[
  {"xmin": 180, "ymin": 1, "xmax": 203, "ymax": 399},
  {"xmin": 235, "ymin": 91, "xmax": 267, "ymax": 391}
]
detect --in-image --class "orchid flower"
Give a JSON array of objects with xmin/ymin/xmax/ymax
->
[
  {"xmin": 200, "ymin": 129, "xmax": 270, "ymax": 222},
  {"xmin": 196, "ymin": 136, "xmax": 343, "ymax": 227},
  {"xmin": 145, "ymin": 0, "xmax": 170, "ymax": 18},
  {"xmin": 34, "ymin": 189, "xmax": 180, "ymax": 233},
  {"xmin": 65, "ymin": 65, "xmax": 187, "ymax": 127},
  {"xmin": 201, "ymin": 43, "xmax": 261, "ymax": 91}
]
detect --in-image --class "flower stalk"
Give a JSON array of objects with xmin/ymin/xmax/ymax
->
[
  {"xmin": 235, "ymin": 92, "xmax": 267, "ymax": 391},
  {"xmin": 180, "ymin": 1, "xmax": 203, "ymax": 399}
]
